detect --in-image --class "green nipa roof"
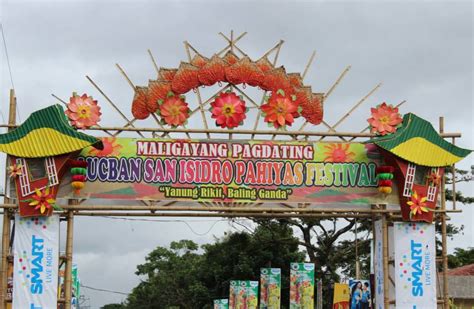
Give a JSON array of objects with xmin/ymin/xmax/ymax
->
[
  {"xmin": 0, "ymin": 104, "xmax": 103, "ymax": 158},
  {"xmin": 369, "ymin": 113, "xmax": 471, "ymax": 167}
]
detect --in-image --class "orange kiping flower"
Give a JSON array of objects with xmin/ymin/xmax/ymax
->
[{"xmin": 367, "ymin": 102, "xmax": 402, "ymax": 136}]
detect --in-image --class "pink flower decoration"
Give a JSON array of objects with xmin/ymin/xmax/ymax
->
[
  {"xmin": 66, "ymin": 93, "xmax": 102, "ymax": 129},
  {"xmin": 210, "ymin": 92, "xmax": 247, "ymax": 128},
  {"xmin": 367, "ymin": 102, "xmax": 402, "ymax": 136}
]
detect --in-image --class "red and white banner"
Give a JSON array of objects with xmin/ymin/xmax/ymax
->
[
  {"xmin": 394, "ymin": 222, "xmax": 436, "ymax": 309},
  {"xmin": 12, "ymin": 214, "xmax": 59, "ymax": 309}
]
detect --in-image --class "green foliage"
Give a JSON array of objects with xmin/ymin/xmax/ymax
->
[
  {"xmin": 101, "ymin": 304, "xmax": 126, "ymax": 309},
  {"xmin": 448, "ymin": 247, "xmax": 474, "ymax": 269},
  {"xmin": 121, "ymin": 221, "xmax": 303, "ymax": 309}
]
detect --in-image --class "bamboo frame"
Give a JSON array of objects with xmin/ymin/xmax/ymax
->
[{"xmin": 0, "ymin": 32, "xmax": 461, "ymax": 307}]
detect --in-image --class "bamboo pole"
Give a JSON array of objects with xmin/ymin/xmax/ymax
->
[
  {"xmin": 85, "ymin": 75, "xmax": 145, "ymax": 138},
  {"xmin": 302, "ymin": 50, "xmax": 316, "ymax": 80},
  {"xmin": 451, "ymin": 137, "xmax": 457, "ymax": 210},
  {"xmin": 382, "ymin": 211, "xmax": 390, "ymax": 308},
  {"xmin": 184, "ymin": 41, "xmax": 210, "ymax": 138},
  {"xmin": 439, "ymin": 117, "xmax": 449, "ymax": 309},
  {"xmin": 64, "ymin": 209, "xmax": 75, "ymax": 309},
  {"xmin": 348, "ymin": 100, "xmax": 406, "ymax": 142},
  {"xmin": 0, "ymin": 123, "xmax": 462, "ymax": 139},
  {"xmin": 324, "ymin": 65, "xmax": 352, "ymax": 101},
  {"xmin": 0, "ymin": 89, "xmax": 15, "ymax": 307},
  {"xmin": 51, "ymin": 94, "xmax": 114, "ymax": 136},
  {"xmin": 319, "ymin": 83, "xmax": 382, "ymax": 141},
  {"xmin": 251, "ymin": 40, "xmax": 284, "ymax": 139},
  {"xmin": 147, "ymin": 49, "xmax": 160, "ymax": 76},
  {"xmin": 72, "ymin": 211, "xmax": 373, "ymax": 218}
]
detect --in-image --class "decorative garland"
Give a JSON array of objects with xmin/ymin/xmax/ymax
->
[
  {"xmin": 131, "ymin": 53, "xmax": 324, "ymax": 126},
  {"xmin": 69, "ymin": 159, "xmax": 88, "ymax": 195},
  {"xmin": 376, "ymin": 166, "xmax": 394, "ymax": 194}
]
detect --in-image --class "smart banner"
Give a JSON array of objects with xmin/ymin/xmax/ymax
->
[
  {"xmin": 59, "ymin": 138, "xmax": 400, "ymax": 205},
  {"xmin": 214, "ymin": 299, "xmax": 229, "ymax": 309},
  {"xmin": 374, "ymin": 220, "xmax": 384, "ymax": 309},
  {"xmin": 260, "ymin": 268, "xmax": 281, "ymax": 308},
  {"xmin": 289, "ymin": 263, "xmax": 315, "ymax": 308},
  {"xmin": 394, "ymin": 222, "xmax": 436, "ymax": 309},
  {"xmin": 12, "ymin": 214, "xmax": 59, "ymax": 309},
  {"xmin": 333, "ymin": 283, "xmax": 350, "ymax": 309},
  {"xmin": 229, "ymin": 280, "xmax": 259, "ymax": 309}
]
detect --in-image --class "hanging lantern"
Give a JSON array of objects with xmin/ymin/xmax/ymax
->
[
  {"xmin": 376, "ymin": 166, "xmax": 394, "ymax": 194},
  {"xmin": 69, "ymin": 159, "xmax": 88, "ymax": 195}
]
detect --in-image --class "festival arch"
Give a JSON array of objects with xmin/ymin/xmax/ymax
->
[{"xmin": 0, "ymin": 32, "xmax": 471, "ymax": 308}]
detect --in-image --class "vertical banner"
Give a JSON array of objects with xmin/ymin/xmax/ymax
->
[
  {"xmin": 332, "ymin": 283, "xmax": 350, "ymax": 309},
  {"xmin": 374, "ymin": 220, "xmax": 384, "ymax": 309},
  {"xmin": 289, "ymin": 263, "xmax": 315, "ymax": 308},
  {"xmin": 214, "ymin": 299, "xmax": 229, "ymax": 309},
  {"xmin": 12, "ymin": 214, "xmax": 59, "ymax": 309},
  {"xmin": 394, "ymin": 222, "xmax": 436, "ymax": 309},
  {"xmin": 260, "ymin": 268, "xmax": 281, "ymax": 308},
  {"xmin": 229, "ymin": 280, "xmax": 259, "ymax": 309}
]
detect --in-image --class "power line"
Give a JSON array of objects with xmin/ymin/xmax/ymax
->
[
  {"xmin": 0, "ymin": 22, "xmax": 21, "ymax": 122},
  {"xmin": 80, "ymin": 284, "xmax": 128, "ymax": 296},
  {"xmin": 98, "ymin": 216, "xmax": 228, "ymax": 236},
  {"xmin": 0, "ymin": 23, "xmax": 14, "ymax": 90}
]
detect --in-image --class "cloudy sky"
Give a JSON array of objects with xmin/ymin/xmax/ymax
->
[{"xmin": 1, "ymin": 0, "xmax": 473, "ymax": 307}]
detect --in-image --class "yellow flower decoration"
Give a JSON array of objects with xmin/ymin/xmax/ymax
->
[
  {"xmin": 407, "ymin": 190, "xmax": 429, "ymax": 218},
  {"xmin": 29, "ymin": 187, "xmax": 56, "ymax": 214}
]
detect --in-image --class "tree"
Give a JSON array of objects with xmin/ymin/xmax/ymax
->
[
  {"xmin": 448, "ymin": 247, "xmax": 474, "ymax": 269},
  {"xmin": 121, "ymin": 221, "xmax": 304, "ymax": 309},
  {"xmin": 101, "ymin": 304, "xmax": 126, "ymax": 309}
]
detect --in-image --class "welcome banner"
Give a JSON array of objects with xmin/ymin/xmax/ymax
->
[
  {"xmin": 289, "ymin": 263, "xmax": 315, "ymax": 308},
  {"xmin": 394, "ymin": 222, "xmax": 436, "ymax": 309},
  {"xmin": 12, "ymin": 214, "xmax": 59, "ymax": 309},
  {"xmin": 374, "ymin": 220, "xmax": 384, "ymax": 309},
  {"xmin": 60, "ymin": 138, "xmax": 400, "ymax": 205},
  {"xmin": 229, "ymin": 280, "xmax": 259, "ymax": 309},
  {"xmin": 260, "ymin": 268, "xmax": 281, "ymax": 308}
]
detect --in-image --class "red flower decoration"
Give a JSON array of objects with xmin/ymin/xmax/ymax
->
[
  {"xmin": 29, "ymin": 187, "xmax": 56, "ymax": 214},
  {"xmin": 367, "ymin": 102, "xmax": 403, "ymax": 136},
  {"xmin": 407, "ymin": 190, "xmax": 430, "ymax": 218},
  {"xmin": 66, "ymin": 93, "xmax": 102, "ymax": 129},
  {"xmin": 261, "ymin": 89, "xmax": 299, "ymax": 129},
  {"xmin": 158, "ymin": 93, "xmax": 190, "ymax": 127},
  {"xmin": 210, "ymin": 92, "xmax": 247, "ymax": 128}
]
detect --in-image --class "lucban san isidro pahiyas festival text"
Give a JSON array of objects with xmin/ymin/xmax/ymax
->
[{"xmin": 81, "ymin": 139, "xmax": 380, "ymax": 202}]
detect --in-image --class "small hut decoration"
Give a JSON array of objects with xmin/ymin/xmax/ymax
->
[
  {"xmin": 0, "ymin": 104, "xmax": 103, "ymax": 217},
  {"xmin": 369, "ymin": 113, "xmax": 471, "ymax": 222}
]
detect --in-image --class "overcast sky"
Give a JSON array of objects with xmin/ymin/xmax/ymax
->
[{"xmin": 0, "ymin": 0, "xmax": 473, "ymax": 307}]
